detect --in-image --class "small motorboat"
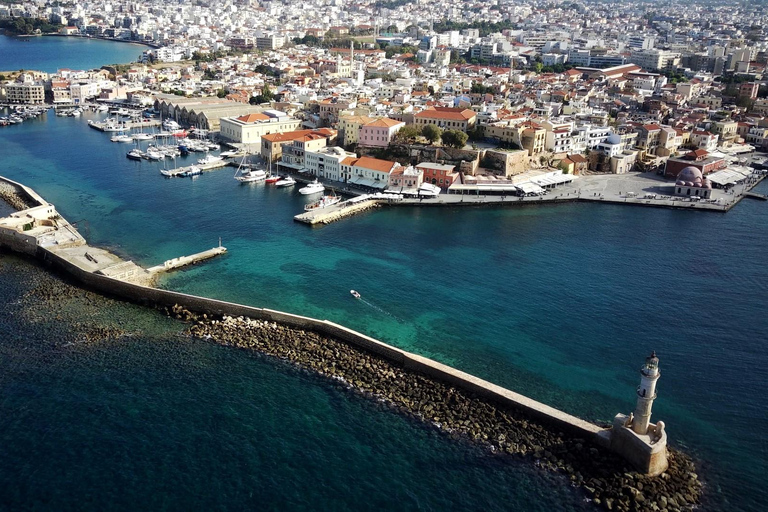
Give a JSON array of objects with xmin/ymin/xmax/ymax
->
[
  {"xmin": 275, "ymin": 176, "xmax": 296, "ymax": 187},
  {"xmin": 126, "ymin": 149, "xmax": 143, "ymax": 160},
  {"xmin": 350, "ymin": 290, "xmax": 361, "ymax": 299}
]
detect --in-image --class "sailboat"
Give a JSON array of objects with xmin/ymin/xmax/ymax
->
[
  {"xmin": 234, "ymin": 155, "xmax": 266, "ymax": 183},
  {"xmin": 265, "ymin": 160, "xmax": 280, "ymax": 184}
]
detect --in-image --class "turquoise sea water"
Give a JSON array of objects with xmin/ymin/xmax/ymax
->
[
  {"xmin": 0, "ymin": 34, "xmax": 142, "ymax": 73},
  {"xmin": 1, "ymin": 111, "xmax": 767, "ymax": 510}
]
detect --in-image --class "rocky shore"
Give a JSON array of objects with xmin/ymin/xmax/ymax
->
[
  {"xmin": 183, "ymin": 309, "xmax": 702, "ymax": 512},
  {"xmin": 0, "ymin": 181, "xmax": 37, "ymax": 212}
]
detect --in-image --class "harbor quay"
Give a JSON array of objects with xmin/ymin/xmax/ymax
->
[
  {"xmin": 293, "ymin": 170, "xmax": 767, "ymax": 225},
  {"xmin": 0, "ymin": 174, "xmax": 703, "ymax": 511}
]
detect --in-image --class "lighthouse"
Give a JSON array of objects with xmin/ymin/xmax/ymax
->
[
  {"xmin": 608, "ymin": 351, "xmax": 669, "ymax": 476},
  {"xmin": 632, "ymin": 351, "xmax": 660, "ymax": 435}
]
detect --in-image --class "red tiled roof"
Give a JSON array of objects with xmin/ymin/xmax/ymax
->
[
  {"xmin": 236, "ymin": 113, "xmax": 270, "ymax": 123},
  {"xmin": 415, "ymin": 107, "xmax": 476, "ymax": 121}
]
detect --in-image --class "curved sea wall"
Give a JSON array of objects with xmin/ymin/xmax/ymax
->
[{"xmin": 34, "ymin": 247, "xmax": 702, "ymax": 511}]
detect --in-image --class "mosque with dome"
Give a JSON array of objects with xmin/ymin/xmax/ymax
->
[{"xmin": 674, "ymin": 166, "xmax": 713, "ymax": 199}]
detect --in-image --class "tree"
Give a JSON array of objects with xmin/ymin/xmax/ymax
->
[
  {"xmin": 421, "ymin": 124, "xmax": 442, "ymax": 144},
  {"xmin": 441, "ymin": 129, "xmax": 468, "ymax": 148},
  {"xmin": 394, "ymin": 125, "xmax": 421, "ymax": 143},
  {"xmin": 216, "ymin": 88, "xmax": 227, "ymax": 98}
]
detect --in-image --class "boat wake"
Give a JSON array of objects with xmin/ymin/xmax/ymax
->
[{"xmin": 355, "ymin": 295, "xmax": 402, "ymax": 322}]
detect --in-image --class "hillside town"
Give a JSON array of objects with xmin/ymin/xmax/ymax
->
[{"xmin": 3, "ymin": 0, "xmax": 768, "ymax": 198}]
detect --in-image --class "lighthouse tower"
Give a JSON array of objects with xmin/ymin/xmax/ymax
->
[
  {"xmin": 608, "ymin": 352, "xmax": 669, "ymax": 476},
  {"xmin": 632, "ymin": 351, "xmax": 660, "ymax": 435}
]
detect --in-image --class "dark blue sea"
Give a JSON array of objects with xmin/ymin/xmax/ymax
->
[
  {"xmin": 0, "ymin": 34, "xmax": 142, "ymax": 73},
  {"xmin": 0, "ymin": 110, "xmax": 767, "ymax": 511}
]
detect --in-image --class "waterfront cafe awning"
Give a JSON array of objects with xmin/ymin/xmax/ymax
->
[
  {"xmin": 529, "ymin": 172, "xmax": 576, "ymax": 187},
  {"xmin": 516, "ymin": 182, "xmax": 546, "ymax": 195},
  {"xmin": 448, "ymin": 182, "xmax": 520, "ymax": 193},
  {"xmin": 349, "ymin": 176, "xmax": 387, "ymax": 189},
  {"xmin": 707, "ymin": 167, "xmax": 752, "ymax": 186}
]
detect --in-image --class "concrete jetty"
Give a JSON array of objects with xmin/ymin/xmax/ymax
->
[
  {"xmin": 0, "ymin": 176, "xmax": 225, "ymax": 284},
  {"xmin": 161, "ymin": 159, "xmax": 229, "ymax": 177},
  {"xmin": 293, "ymin": 198, "xmax": 380, "ymax": 225},
  {"xmin": 88, "ymin": 119, "xmax": 161, "ymax": 132},
  {"xmin": 147, "ymin": 246, "xmax": 227, "ymax": 274}
]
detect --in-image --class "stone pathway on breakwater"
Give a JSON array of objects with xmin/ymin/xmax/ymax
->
[{"xmin": 182, "ymin": 311, "xmax": 702, "ymax": 512}]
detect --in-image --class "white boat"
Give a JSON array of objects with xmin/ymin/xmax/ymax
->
[
  {"xmin": 111, "ymin": 134, "xmax": 133, "ymax": 143},
  {"xmin": 275, "ymin": 176, "xmax": 296, "ymax": 187},
  {"xmin": 163, "ymin": 119, "xmax": 181, "ymax": 131},
  {"xmin": 235, "ymin": 169, "xmax": 267, "ymax": 183},
  {"xmin": 198, "ymin": 155, "xmax": 223, "ymax": 165},
  {"xmin": 304, "ymin": 193, "xmax": 341, "ymax": 211},
  {"xmin": 299, "ymin": 179, "xmax": 325, "ymax": 195},
  {"xmin": 350, "ymin": 290, "xmax": 361, "ymax": 299},
  {"xmin": 133, "ymin": 133, "xmax": 154, "ymax": 141},
  {"xmin": 181, "ymin": 166, "xmax": 203, "ymax": 177},
  {"xmin": 145, "ymin": 149, "xmax": 164, "ymax": 160},
  {"xmin": 127, "ymin": 149, "xmax": 143, "ymax": 160},
  {"xmin": 220, "ymin": 149, "xmax": 245, "ymax": 158}
]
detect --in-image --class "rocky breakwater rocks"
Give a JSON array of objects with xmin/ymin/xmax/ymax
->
[
  {"xmin": 186, "ymin": 312, "xmax": 702, "ymax": 511},
  {"xmin": 0, "ymin": 181, "xmax": 37, "ymax": 212}
]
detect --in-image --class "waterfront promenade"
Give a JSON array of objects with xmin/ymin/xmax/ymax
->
[{"xmin": 293, "ymin": 171, "xmax": 767, "ymax": 224}]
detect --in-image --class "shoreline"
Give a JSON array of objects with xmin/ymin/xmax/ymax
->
[
  {"xmin": 40, "ymin": 33, "xmax": 161, "ymax": 49},
  {"xmin": 0, "ymin": 30, "xmax": 160, "ymax": 49}
]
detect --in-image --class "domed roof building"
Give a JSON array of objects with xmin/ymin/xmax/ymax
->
[{"xmin": 674, "ymin": 166, "xmax": 712, "ymax": 198}]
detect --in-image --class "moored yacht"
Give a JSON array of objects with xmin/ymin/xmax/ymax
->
[
  {"xmin": 275, "ymin": 176, "xmax": 296, "ymax": 187},
  {"xmin": 298, "ymin": 179, "xmax": 325, "ymax": 195}
]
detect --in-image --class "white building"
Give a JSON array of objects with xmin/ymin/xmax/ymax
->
[{"xmin": 305, "ymin": 146, "xmax": 356, "ymax": 181}]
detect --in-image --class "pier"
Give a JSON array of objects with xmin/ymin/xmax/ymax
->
[
  {"xmin": 147, "ymin": 246, "xmax": 227, "ymax": 274},
  {"xmin": 160, "ymin": 159, "xmax": 230, "ymax": 177},
  {"xmin": 293, "ymin": 198, "xmax": 381, "ymax": 225},
  {"xmin": 0, "ymin": 176, "xmax": 226, "ymax": 284},
  {"xmin": 88, "ymin": 119, "xmax": 161, "ymax": 132}
]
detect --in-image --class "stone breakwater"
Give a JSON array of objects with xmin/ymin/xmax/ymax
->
[
  {"xmin": 0, "ymin": 181, "xmax": 37, "ymax": 212},
  {"xmin": 184, "ymin": 310, "xmax": 702, "ymax": 512}
]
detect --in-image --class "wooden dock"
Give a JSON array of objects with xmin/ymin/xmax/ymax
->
[{"xmin": 147, "ymin": 246, "xmax": 227, "ymax": 274}]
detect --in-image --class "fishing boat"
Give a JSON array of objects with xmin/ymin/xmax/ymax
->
[
  {"xmin": 275, "ymin": 176, "xmax": 296, "ymax": 187},
  {"xmin": 298, "ymin": 179, "xmax": 325, "ymax": 195},
  {"xmin": 304, "ymin": 193, "xmax": 341, "ymax": 211},
  {"xmin": 180, "ymin": 166, "xmax": 202, "ymax": 177},
  {"xmin": 350, "ymin": 290, "xmax": 361, "ymax": 299}
]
